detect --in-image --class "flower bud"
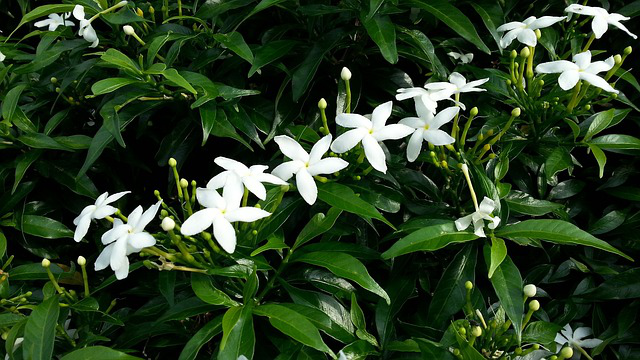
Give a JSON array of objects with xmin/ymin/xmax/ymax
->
[
  {"xmin": 465, "ymin": 281, "xmax": 473, "ymax": 290},
  {"xmin": 458, "ymin": 327, "xmax": 466, "ymax": 335},
  {"xmin": 512, "ymin": 107, "xmax": 521, "ymax": 117},
  {"xmin": 161, "ymin": 217, "xmax": 175, "ymax": 231},
  {"xmin": 483, "ymin": 144, "xmax": 490, "ymax": 151},
  {"xmin": 77, "ymin": 256, "xmax": 87, "ymax": 266},
  {"xmin": 624, "ymin": 46, "xmax": 632, "ymax": 55},
  {"xmin": 136, "ymin": 8, "xmax": 144, "ymax": 17},
  {"xmin": 471, "ymin": 326, "xmax": 482, "ymax": 337},
  {"xmin": 118, "ymin": 1, "xmax": 128, "ymax": 6},
  {"xmin": 510, "ymin": 50, "xmax": 518, "ymax": 59},
  {"xmin": 534, "ymin": 29, "xmax": 541, "ymax": 39},
  {"xmin": 41, "ymin": 258, "xmax": 51, "ymax": 268},
  {"xmin": 486, "ymin": 129, "xmax": 494, "ymax": 136},
  {"xmin": 149, "ymin": 6, "xmax": 155, "ymax": 14},
  {"xmin": 50, "ymin": 77, "xmax": 58, "ymax": 84},
  {"xmin": 180, "ymin": 179, "xmax": 189, "ymax": 188},
  {"xmin": 168, "ymin": 158, "xmax": 177, "ymax": 167},
  {"xmin": 488, "ymin": 153, "xmax": 496, "ymax": 159},
  {"xmin": 614, "ymin": 54, "xmax": 622, "ymax": 65},
  {"xmin": 520, "ymin": 47, "xmax": 530, "ymax": 58},
  {"xmin": 529, "ymin": 299, "xmax": 540, "ymax": 311},
  {"xmin": 524, "ymin": 284, "xmax": 536, "ymax": 297},
  {"xmin": 441, "ymin": 160, "xmax": 448, "ymax": 167},
  {"xmin": 341, "ymin": 67, "xmax": 352, "ymax": 81},
  {"xmin": 123, "ymin": 25, "xmax": 135, "ymax": 36},
  {"xmin": 470, "ymin": 107, "xmax": 478, "ymax": 116},
  {"xmin": 584, "ymin": 104, "xmax": 591, "ymax": 111},
  {"xmin": 252, "ymin": 230, "xmax": 258, "ymax": 235},
  {"xmin": 318, "ymin": 98, "xmax": 327, "ymax": 109},
  {"xmin": 560, "ymin": 347, "xmax": 573, "ymax": 358}
]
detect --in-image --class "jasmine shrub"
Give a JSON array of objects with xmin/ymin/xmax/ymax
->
[{"xmin": 0, "ymin": 0, "xmax": 639, "ymax": 359}]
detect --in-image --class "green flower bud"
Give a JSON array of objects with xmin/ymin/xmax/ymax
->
[
  {"xmin": 50, "ymin": 77, "xmax": 58, "ymax": 84},
  {"xmin": 486, "ymin": 129, "xmax": 494, "ymax": 136},
  {"xmin": 614, "ymin": 54, "xmax": 622, "ymax": 65},
  {"xmin": 470, "ymin": 107, "xmax": 478, "ymax": 116},
  {"xmin": 149, "ymin": 5, "xmax": 155, "ymax": 14},
  {"xmin": 465, "ymin": 281, "xmax": 473, "ymax": 290},
  {"xmin": 318, "ymin": 98, "xmax": 327, "ymax": 109},
  {"xmin": 441, "ymin": 160, "xmax": 448, "ymax": 168},
  {"xmin": 624, "ymin": 46, "xmax": 632, "ymax": 55},
  {"xmin": 510, "ymin": 50, "xmax": 518, "ymax": 59},
  {"xmin": 471, "ymin": 326, "xmax": 482, "ymax": 337},
  {"xmin": 524, "ymin": 284, "xmax": 536, "ymax": 297},
  {"xmin": 529, "ymin": 299, "xmax": 540, "ymax": 311},
  {"xmin": 252, "ymin": 230, "xmax": 258, "ymax": 235},
  {"xmin": 41, "ymin": 258, "xmax": 51, "ymax": 268},
  {"xmin": 77, "ymin": 256, "xmax": 87, "ymax": 266},
  {"xmin": 458, "ymin": 327, "xmax": 466, "ymax": 336},
  {"xmin": 136, "ymin": 8, "xmax": 144, "ymax": 16},
  {"xmin": 488, "ymin": 153, "xmax": 496, "ymax": 159},
  {"xmin": 341, "ymin": 67, "xmax": 352, "ymax": 81},
  {"xmin": 560, "ymin": 347, "xmax": 573, "ymax": 358},
  {"xmin": 584, "ymin": 104, "xmax": 591, "ymax": 111},
  {"xmin": 161, "ymin": 217, "xmax": 175, "ymax": 231},
  {"xmin": 180, "ymin": 179, "xmax": 188, "ymax": 188},
  {"xmin": 483, "ymin": 144, "xmax": 490, "ymax": 151},
  {"xmin": 520, "ymin": 47, "xmax": 530, "ymax": 58},
  {"xmin": 168, "ymin": 158, "xmax": 177, "ymax": 167},
  {"xmin": 534, "ymin": 29, "xmax": 541, "ymax": 39}
]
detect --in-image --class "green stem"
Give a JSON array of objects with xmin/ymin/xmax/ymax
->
[
  {"xmin": 80, "ymin": 264, "xmax": 90, "ymax": 297},
  {"xmin": 256, "ymin": 250, "xmax": 292, "ymax": 302},
  {"xmin": 567, "ymin": 81, "xmax": 582, "ymax": 112},
  {"xmin": 575, "ymin": 344, "xmax": 594, "ymax": 360},
  {"xmin": 582, "ymin": 33, "xmax": 595, "ymax": 52},
  {"xmin": 452, "ymin": 93, "xmax": 461, "ymax": 141},
  {"xmin": 345, "ymin": 79, "xmax": 352, "ymax": 113}
]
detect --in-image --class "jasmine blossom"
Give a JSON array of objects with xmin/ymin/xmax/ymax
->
[
  {"xmin": 497, "ymin": 16, "xmax": 566, "ymax": 48},
  {"xmin": 536, "ymin": 51, "xmax": 617, "ymax": 93},
  {"xmin": 399, "ymin": 104, "xmax": 459, "ymax": 162},
  {"xmin": 34, "ymin": 12, "xmax": 74, "ymax": 31},
  {"xmin": 207, "ymin": 157, "xmax": 287, "ymax": 201},
  {"xmin": 73, "ymin": 191, "xmax": 131, "ymax": 242},
  {"xmin": 565, "ymin": 4, "xmax": 637, "ymax": 39}
]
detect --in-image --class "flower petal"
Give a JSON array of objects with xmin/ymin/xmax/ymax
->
[
  {"xmin": 272, "ymin": 161, "xmax": 303, "ymax": 181},
  {"xmin": 92, "ymin": 205, "xmax": 117, "ymax": 220},
  {"xmin": 573, "ymin": 51, "xmax": 592, "ymax": 70},
  {"xmin": 127, "ymin": 206, "xmax": 143, "ymax": 229},
  {"xmin": 487, "ymin": 216, "xmax": 501, "ymax": 230},
  {"xmin": 560, "ymin": 324, "xmax": 574, "ymax": 340},
  {"xmin": 274, "ymin": 135, "xmax": 309, "ymax": 162},
  {"xmin": 585, "ymin": 57, "xmax": 614, "ymax": 74},
  {"xmin": 406, "ymin": 129, "xmax": 424, "ymax": 162},
  {"xmin": 95, "ymin": 243, "xmax": 113, "ymax": 271},
  {"xmin": 592, "ymin": 15, "xmax": 608, "ymax": 39},
  {"xmin": 461, "ymin": 78, "xmax": 489, "ymax": 93},
  {"xmin": 101, "ymin": 223, "xmax": 129, "ymax": 245},
  {"xmin": 497, "ymin": 21, "xmax": 524, "ymax": 32},
  {"xmin": 572, "ymin": 327, "xmax": 593, "ymax": 341},
  {"xmin": 373, "ymin": 124, "xmax": 413, "ymax": 142},
  {"xmin": 578, "ymin": 338, "xmax": 603, "ymax": 348},
  {"xmin": 449, "ymin": 72, "xmax": 467, "ymax": 88},
  {"xmin": 225, "ymin": 207, "xmax": 271, "ymax": 223},
  {"xmin": 309, "ymin": 134, "xmax": 332, "ymax": 164},
  {"xmin": 307, "ymin": 158, "xmax": 349, "ymax": 176},
  {"xmin": 499, "ymin": 28, "xmax": 521, "ymax": 48},
  {"xmin": 395, "ymin": 87, "xmax": 428, "ymax": 101},
  {"xmin": 609, "ymin": 20, "xmax": 637, "ymax": 39},
  {"xmin": 110, "ymin": 237, "xmax": 128, "ymax": 271},
  {"xmin": 362, "ymin": 135, "xmax": 387, "ymax": 173},
  {"xmin": 196, "ymin": 187, "xmax": 225, "ymax": 209},
  {"xmin": 335, "ymin": 113, "xmax": 371, "ymax": 129},
  {"xmin": 424, "ymin": 129, "xmax": 455, "ymax": 146},
  {"xmin": 255, "ymin": 172, "xmax": 288, "ymax": 186},
  {"xmin": 529, "ymin": 16, "xmax": 566, "ymax": 29},
  {"xmin": 243, "ymin": 176, "xmax": 267, "ymax": 200},
  {"xmin": 565, "ymin": 4, "xmax": 603, "ymax": 16},
  {"xmin": 73, "ymin": 215, "xmax": 92, "ymax": 242},
  {"xmin": 479, "ymin": 197, "xmax": 496, "ymax": 214},
  {"xmin": 114, "ymin": 254, "xmax": 130, "ymax": 280},
  {"xmin": 516, "ymin": 28, "xmax": 537, "ymax": 47},
  {"xmin": 296, "ymin": 169, "xmax": 318, "ymax": 205},
  {"xmin": 128, "ymin": 232, "xmax": 156, "ymax": 250},
  {"xmin": 330, "ymin": 128, "xmax": 367, "ymax": 153},
  {"xmin": 105, "ymin": 190, "xmax": 131, "ymax": 204},
  {"xmin": 213, "ymin": 216, "xmax": 237, "ymax": 253},
  {"xmin": 399, "ymin": 116, "xmax": 425, "ymax": 129},
  {"xmin": 34, "ymin": 19, "xmax": 53, "ymax": 28},
  {"xmin": 455, "ymin": 214, "xmax": 473, "ymax": 231},
  {"xmin": 73, "ymin": 5, "xmax": 85, "ymax": 20},
  {"xmin": 371, "ymin": 101, "xmax": 393, "ymax": 130},
  {"xmin": 73, "ymin": 205, "xmax": 96, "ymax": 225},
  {"xmin": 215, "ymin": 157, "xmax": 248, "ymax": 173},
  {"xmin": 206, "ymin": 171, "xmax": 229, "ymax": 189},
  {"xmin": 536, "ymin": 60, "xmax": 577, "ymax": 74},
  {"xmin": 557, "ymin": 70, "xmax": 580, "ymax": 90},
  {"xmin": 415, "ymin": 96, "xmax": 435, "ymax": 118},
  {"xmin": 430, "ymin": 106, "xmax": 459, "ymax": 129},
  {"xmin": 134, "ymin": 201, "xmax": 161, "ymax": 233},
  {"xmin": 472, "ymin": 218, "xmax": 486, "ymax": 237},
  {"xmin": 580, "ymin": 72, "xmax": 617, "ymax": 93},
  {"xmin": 180, "ymin": 208, "xmax": 218, "ymax": 236}
]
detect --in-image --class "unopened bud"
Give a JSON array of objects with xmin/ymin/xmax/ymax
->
[
  {"xmin": 470, "ymin": 107, "xmax": 478, "ymax": 116},
  {"xmin": 560, "ymin": 347, "xmax": 573, "ymax": 359},
  {"xmin": 41, "ymin": 258, "xmax": 51, "ymax": 268},
  {"xmin": 441, "ymin": 160, "xmax": 448, "ymax": 167},
  {"xmin": 465, "ymin": 281, "xmax": 473, "ymax": 290},
  {"xmin": 50, "ymin": 77, "xmax": 58, "ymax": 84},
  {"xmin": 486, "ymin": 129, "xmax": 494, "ymax": 136},
  {"xmin": 318, "ymin": 98, "xmax": 327, "ymax": 109},
  {"xmin": 529, "ymin": 299, "xmax": 540, "ymax": 311},
  {"xmin": 180, "ymin": 179, "xmax": 188, "ymax": 188},
  {"xmin": 512, "ymin": 107, "xmax": 521, "ymax": 117},
  {"xmin": 77, "ymin": 256, "xmax": 86, "ymax": 266},
  {"xmin": 624, "ymin": 46, "xmax": 632, "ymax": 55},
  {"xmin": 168, "ymin": 158, "xmax": 177, "ymax": 167},
  {"xmin": 123, "ymin": 25, "xmax": 135, "ymax": 36},
  {"xmin": 161, "ymin": 217, "xmax": 175, "ymax": 231},
  {"xmin": 341, "ymin": 67, "xmax": 352, "ymax": 81},
  {"xmin": 510, "ymin": 50, "xmax": 518, "ymax": 59},
  {"xmin": 483, "ymin": 144, "xmax": 490, "ymax": 151},
  {"xmin": 534, "ymin": 29, "xmax": 541, "ymax": 39},
  {"xmin": 524, "ymin": 284, "xmax": 536, "ymax": 297},
  {"xmin": 520, "ymin": 47, "xmax": 530, "ymax": 58},
  {"xmin": 251, "ymin": 230, "xmax": 258, "ymax": 235},
  {"xmin": 488, "ymin": 153, "xmax": 496, "ymax": 159},
  {"xmin": 614, "ymin": 54, "xmax": 622, "ymax": 65},
  {"xmin": 584, "ymin": 104, "xmax": 591, "ymax": 111},
  {"xmin": 136, "ymin": 8, "xmax": 143, "ymax": 16},
  {"xmin": 160, "ymin": 209, "xmax": 168, "ymax": 217},
  {"xmin": 149, "ymin": 6, "xmax": 155, "ymax": 14}
]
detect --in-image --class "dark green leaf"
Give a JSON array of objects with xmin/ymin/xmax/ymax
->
[
  {"xmin": 61, "ymin": 346, "xmax": 142, "ymax": 360},
  {"xmin": 317, "ymin": 182, "xmax": 393, "ymax": 228},
  {"xmin": 589, "ymin": 134, "xmax": 640, "ymax": 150},
  {"xmin": 16, "ymin": 215, "xmax": 73, "ymax": 239},
  {"xmin": 382, "ymin": 222, "xmax": 478, "ymax": 258},
  {"xmin": 178, "ymin": 316, "xmax": 223, "ymax": 360},
  {"xmin": 484, "ymin": 251, "xmax": 523, "ymax": 342},
  {"xmin": 23, "ymin": 296, "xmax": 59, "ymax": 360},
  {"xmin": 293, "ymin": 207, "xmax": 343, "ymax": 250},
  {"xmin": 505, "ymin": 191, "xmax": 563, "ymax": 216},
  {"xmin": 91, "ymin": 78, "xmax": 141, "ymax": 95},
  {"xmin": 163, "ymin": 68, "xmax": 198, "ymax": 95},
  {"xmin": 213, "ymin": 32, "xmax": 254, "ymax": 64},
  {"xmin": 363, "ymin": 15, "xmax": 398, "ymax": 64},
  {"xmin": 488, "ymin": 237, "xmax": 507, "ymax": 279},
  {"xmin": 191, "ymin": 273, "xmax": 240, "ymax": 306}
]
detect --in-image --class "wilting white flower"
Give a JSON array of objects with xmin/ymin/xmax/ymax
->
[
  {"xmin": 73, "ymin": 191, "xmax": 131, "ymax": 242},
  {"xmin": 535, "ymin": 51, "xmax": 617, "ymax": 93},
  {"xmin": 181, "ymin": 185, "xmax": 271, "ymax": 253},
  {"xmin": 565, "ymin": 4, "xmax": 637, "ymax": 39},
  {"xmin": 425, "ymin": 72, "xmax": 489, "ymax": 108},
  {"xmin": 207, "ymin": 157, "xmax": 287, "ymax": 201},
  {"xmin": 96, "ymin": 201, "xmax": 161, "ymax": 279},
  {"xmin": 73, "ymin": 5, "xmax": 99, "ymax": 47},
  {"xmin": 497, "ymin": 16, "xmax": 566, "ymax": 48},
  {"xmin": 448, "ymin": 51, "xmax": 474, "ymax": 64},
  {"xmin": 455, "ymin": 196, "xmax": 501, "ymax": 237},
  {"xmin": 34, "ymin": 12, "xmax": 74, "ymax": 31},
  {"xmin": 0, "ymin": 51, "xmax": 5, "ymax": 62},
  {"xmin": 555, "ymin": 324, "xmax": 603, "ymax": 359},
  {"xmin": 399, "ymin": 103, "xmax": 459, "ymax": 162},
  {"xmin": 272, "ymin": 134, "xmax": 349, "ymax": 205},
  {"xmin": 330, "ymin": 101, "xmax": 413, "ymax": 173}
]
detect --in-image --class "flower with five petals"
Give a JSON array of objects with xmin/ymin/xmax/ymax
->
[
  {"xmin": 330, "ymin": 101, "xmax": 413, "ymax": 173},
  {"xmin": 73, "ymin": 191, "xmax": 130, "ymax": 242},
  {"xmin": 207, "ymin": 157, "xmax": 287, "ymax": 201},
  {"xmin": 565, "ymin": 4, "xmax": 637, "ymax": 39},
  {"xmin": 95, "ymin": 201, "xmax": 161, "ymax": 279},
  {"xmin": 272, "ymin": 134, "xmax": 349, "ymax": 205},
  {"xmin": 396, "ymin": 87, "xmax": 444, "ymax": 114},
  {"xmin": 73, "ymin": 5, "xmax": 99, "ymax": 47},
  {"xmin": 399, "ymin": 104, "xmax": 459, "ymax": 162},
  {"xmin": 454, "ymin": 196, "xmax": 501, "ymax": 238},
  {"xmin": 424, "ymin": 72, "xmax": 489, "ymax": 108},
  {"xmin": 555, "ymin": 324, "xmax": 603, "ymax": 359},
  {"xmin": 497, "ymin": 16, "xmax": 566, "ymax": 48},
  {"xmin": 448, "ymin": 51, "xmax": 474, "ymax": 64},
  {"xmin": 34, "ymin": 12, "xmax": 74, "ymax": 31},
  {"xmin": 535, "ymin": 51, "xmax": 617, "ymax": 93}
]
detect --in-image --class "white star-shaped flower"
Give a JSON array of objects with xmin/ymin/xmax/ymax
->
[
  {"xmin": 497, "ymin": 16, "xmax": 566, "ymax": 48},
  {"xmin": 455, "ymin": 196, "xmax": 501, "ymax": 238},
  {"xmin": 330, "ymin": 101, "xmax": 413, "ymax": 173},
  {"xmin": 448, "ymin": 51, "xmax": 474, "ymax": 64},
  {"xmin": 272, "ymin": 134, "xmax": 349, "ymax": 205},
  {"xmin": 396, "ymin": 87, "xmax": 444, "ymax": 114},
  {"xmin": 535, "ymin": 51, "xmax": 617, "ymax": 93},
  {"xmin": 399, "ymin": 104, "xmax": 459, "ymax": 162},
  {"xmin": 73, "ymin": 191, "xmax": 130, "ymax": 242},
  {"xmin": 555, "ymin": 324, "xmax": 603, "ymax": 359},
  {"xmin": 424, "ymin": 72, "xmax": 489, "ymax": 108},
  {"xmin": 34, "ymin": 12, "xmax": 74, "ymax": 31},
  {"xmin": 207, "ymin": 157, "xmax": 287, "ymax": 201},
  {"xmin": 95, "ymin": 201, "xmax": 161, "ymax": 280},
  {"xmin": 181, "ymin": 185, "xmax": 271, "ymax": 253},
  {"xmin": 73, "ymin": 5, "xmax": 99, "ymax": 47},
  {"xmin": 565, "ymin": 4, "xmax": 637, "ymax": 39}
]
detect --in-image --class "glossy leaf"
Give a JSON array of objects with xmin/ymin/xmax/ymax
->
[
  {"xmin": 488, "ymin": 237, "xmax": 507, "ymax": 279},
  {"xmin": 382, "ymin": 222, "xmax": 478, "ymax": 258},
  {"xmin": 61, "ymin": 347, "xmax": 142, "ymax": 360},
  {"xmin": 317, "ymin": 182, "xmax": 393, "ymax": 228},
  {"xmin": 485, "ymin": 251, "xmax": 523, "ymax": 342},
  {"xmin": 363, "ymin": 15, "xmax": 398, "ymax": 64},
  {"xmin": 191, "ymin": 273, "xmax": 240, "ymax": 306},
  {"xmin": 23, "ymin": 296, "xmax": 59, "ymax": 360},
  {"xmin": 178, "ymin": 316, "xmax": 223, "ymax": 360}
]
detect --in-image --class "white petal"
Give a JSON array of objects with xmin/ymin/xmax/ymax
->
[
  {"xmin": 127, "ymin": 206, "xmax": 143, "ymax": 229},
  {"xmin": 213, "ymin": 216, "xmax": 236, "ymax": 253},
  {"xmin": 609, "ymin": 20, "xmax": 637, "ymax": 39},
  {"xmin": 573, "ymin": 327, "xmax": 593, "ymax": 341},
  {"xmin": 105, "ymin": 191, "xmax": 131, "ymax": 204},
  {"xmin": 455, "ymin": 214, "xmax": 473, "ymax": 231},
  {"xmin": 560, "ymin": 324, "xmax": 574, "ymax": 340},
  {"xmin": 478, "ymin": 197, "xmax": 496, "ymax": 214},
  {"xmin": 558, "ymin": 70, "xmax": 580, "ymax": 90},
  {"xmin": 487, "ymin": 216, "xmax": 501, "ymax": 230},
  {"xmin": 417, "ymin": 94, "xmax": 439, "ymax": 114},
  {"xmin": 573, "ymin": 51, "xmax": 592, "ymax": 70},
  {"xmin": 565, "ymin": 4, "xmax": 601, "ymax": 17},
  {"xmin": 406, "ymin": 129, "xmax": 424, "ymax": 162},
  {"xmin": 585, "ymin": 57, "xmax": 614, "ymax": 74},
  {"xmin": 243, "ymin": 177, "xmax": 267, "ymax": 200},
  {"xmin": 580, "ymin": 72, "xmax": 617, "ymax": 93},
  {"xmin": 335, "ymin": 113, "xmax": 371, "ymax": 129},
  {"xmin": 222, "ymin": 178, "xmax": 244, "ymax": 209},
  {"xmin": 516, "ymin": 28, "xmax": 537, "ymax": 47},
  {"xmin": 330, "ymin": 128, "xmax": 367, "ymax": 153},
  {"xmin": 499, "ymin": 28, "xmax": 521, "ymax": 48},
  {"xmin": 94, "ymin": 192, "xmax": 109, "ymax": 206},
  {"xmin": 424, "ymin": 129, "xmax": 455, "ymax": 146},
  {"xmin": 73, "ymin": 5, "xmax": 85, "ymax": 20},
  {"xmin": 254, "ymin": 173, "xmax": 288, "ymax": 186},
  {"xmin": 272, "ymin": 161, "xmax": 303, "ymax": 181},
  {"xmin": 497, "ymin": 21, "xmax": 524, "ymax": 32},
  {"xmin": 430, "ymin": 107, "xmax": 459, "ymax": 129},
  {"xmin": 424, "ymin": 81, "xmax": 455, "ymax": 92},
  {"xmin": 296, "ymin": 169, "xmax": 318, "ymax": 205},
  {"xmin": 577, "ymin": 338, "xmax": 603, "ymax": 348},
  {"xmin": 207, "ymin": 171, "xmax": 229, "ymax": 189},
  {"xmin": 73, "ymin": 205, "xmax": 96, "ymax": 225},
  {"xmin": 449, "ymin": 72, "xmax": 467, "ymax": 88},
  {"xmin": 362, "ymin": 135, "xmax": 387, "ymax": 173},
  {"xmin": 461, "ymin": 78, "xmax": 489, "ymax": 93},
  {"xmin": 95, "ymin": 244, "xmax": 114, "ymax": 271},
  {"xmin": 448, "ymin": 51, "xmax": 461, "ymax": 60},
  {"xmin": 110, "ymin": 237, "xmax": 129, "ymax": 270},
  {"xmin": 536, "ymin": 60, "xmax": 577, "ymax": 74},
  {"xmin": 196, "ymin": 187, "xmax": 225, "ymax": 209},
  {"xmin": 396, "ymin": 87, "xmax": 428, "ymax": 101},
  {"xmin": 225, "ymin": 207, "xmax": 271, "ymax": 223},
  {"xmin": 530, "ymin": 16, "xmax": 566, "ymax": 29},
  {"xmin": 134, "ymin": 201, "xmax": 161, "ymax": 233},
  {"xmin": 101, "ymin": 223, "xmax": 129, "ymax": 245},
  {"xmin": 274, "ymin": 135, "xmax": 309, "ymax": 162},
  {"xmin": 114, "ymin": 255, "xmax": 130, "ymax": 280},
  {"xmin": 128, "ymin": 232, "xmax": 156, "ymax": 250},
  {"xmin": 73, "ymin": 215, "xmax": 92, "ymax": 242},
  {"xmin": 307, "ymin": 158, "xmax": 349, "ymax": 176},
  {"xmin": 309, "ymin": 134, "xmax": 332, "ymax": 164},
  {"xmin": 373, "ymin": 124, "xmax": 413, "ymax": 142},
  {"xmin": 92, "ymin": 205, "xmax": 117, "ymax": 220},
  {"xmin": 555, "ymin": 333, "xmax": 569, "ymax": 347},
  {"xmin": 248, "ymin": 164, "xmax": 269, "ymax": 174},
  {"xmin": 399, "ymin": 117, "xmax": 426, "ymax": 129},
  {"xmin": 215, "ymin": 157, "xmax": 248, "ymax": 173},
  {"xmin": 415, "ymin": 97, "xmax": 435, "ymax": 118},
  {"xmin": 592, "ymin": 15, "xmax": 608, "ymax": 39},
  {"xmin": 34, "ymin": 19, "xmax": 54, "ymax": 28},
  {"xmin": 371, "ymin": 101, "xmax": 393, "ymax": 130},
  {"xmin": 472, "ymin": 218, "xmax": 486, "ymax": 237},
  {"xmin": 180, "ymin": 208, "xmax": 218, "ymax": 236}
]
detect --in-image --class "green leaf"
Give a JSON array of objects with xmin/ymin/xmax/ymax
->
[
  {"xmin": 426, "ymin": 244, "xmax": 477, "ymax": 329},
  {"xmin": 407, "ymin": 0, "xmax": 491, "ymax": 54},
  {"xmin": 10, "ymin": 5, "xmax": 76, "ymax": 37},
  {"xmin": 2, "ymin": 84, "xmax": 27, "ymax": 123},
  {"xmin": 253, "ymin": 304, "xmax": 334, "ymax": 356},
  {"xmin": 17, "ymin": 133, "xmax": 72, "ymax": 151},
  {"xmin": 363, "ymin": 15, "xmax": 398, "ymax": 64},
  {"xmin": 588, "ymin": 134, "xmax": 640, "ymax": 150},
  {"xmin": 213, "ymin": 32, "xmax": 254, "ymax": 64},
  {"xmin": 495, "ymin": 219, "xmax": 632, "ymax": 261},
  {"xmin": 178, "ymin": 316, "xmax": 223, "ymax": 360},
  {"xmin": 522, "ymin": 321, "xmax": 562, "ymax": 344},
  {"xmin": 398, "ymin": 29, "xmax": 447, "ymax": 79},
  {"xmin": 488, "ymin": 237, "xmax": 507, "ymax": 278},
  {"xmin": 317, "ymin": 182, "xmax": 393, "ymax": 228},
  {"xmin": 16, "ymin": 215, "xmax": 73, "ymax": 239},
  {"xmin": 61, "ymin": 346, "xmax": 142, "ymax": 360},
  {"xmin": 159, "ymin": 271, "xmax": 176, "ymax": 306},
  {"xmin": 101, "ymin": 49, "xmax": 142, "ymax": 75},
  {"xmin": 505, "ymin": 191, "xmax": 563, "ymax": 216},
  {"xmin": 470, "ymin": 1, "xmax": 503, "ymax": 49},
  {"xmin": 248, "ymin": 40, "xmax": 298, "ymax": 77},
  {"xmin": 23, "ymin": 296, "xmax": 59, "ymax": 360},
  {"xmin": 292, "ymin": 251, "xmax": 390, "ymax": 304},
  {"xmin": 582, "ymin": 268, "xmax": 640, "ymax": 300},
  {"xmin": 382, "ymin": 222, "xmax": 478, "ymax": 258},
  {"xmin": 199, "ymin": 101, "xmax": 216, "ymax": 146},
  {"xmin": 0, "ymin": 230, "xmax": 6, "ymax": 258},
  {"xmin": 293, "ymin": 207, "xmax": 343, "ymax": 250},
  {"xmin": 583, "ymin": 109, "xmax": 615, "ymax": 141},
  {"xmin": 415, "ymin": 338, "xmax": 455, "ymax": 359},
  {"xmin": 162, "ymin": 69, "xmax": 198, "ymax": 95},
  {"xmin": 484, "ymin": 251, "xmax": 523, "ymax": 343},
  {"xmin": 13, "ymin": 150, "xmax": 43, "ymax": 194},
  {"xmin": 219, "ymin": 306, "xmax": 255, "ymax": 360},
  {"xmin": 250, "ymin": 236, "xmax": 288, "ymax": 256},
  {"xmin": 544, "ymin": 147, "xmax": 572, "ymax": 181},
  {"xmin": 91, "ymin": 78, "xmax": 141, "ymax": 95},
  {"xmin": 587, "ymin": 144, "xmax": 607, "ymax": 178},
  {"xmin": 351, "ymin": 294, "xmax": 379, "ymax": 347},
  {"xmin": 191, "ymin": 273, "xmax": 240, "ymax": 306}
]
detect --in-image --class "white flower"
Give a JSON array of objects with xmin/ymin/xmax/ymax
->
[
  {"xmin": 122, "ymin": 25, "xmax": 135, "ymax": 36},
  {"xmin": 425, "ymin": 72, "xmax": 489, "ymax": 108},
  {"xmin": 73, "ymin": 5, "xmax": 99, "ymax": 47},
  {"xmin": 95, "ymin": 201, "xmax": 161, "ymax": 280},
  {"xmin": 448, "ymin": 51, "xmax": 474, "ymax": 64},
  {"xmin": 73, "ymin": 191, "xmax": 130, "ymax": 242},
  {"xmin": 272, "ymin": 134, "xmax": 349, "ymax": 205},
  {"xmin": 399, "ymin": 104, "xmax": 459, "ymax": 162},
  {"xmin": 396, "ymin": 87, "xmax": 443, "ymax": 114},
  {"xmin": 330, "ymin": 101, "xmax": 413, "ymax": 173},
  {"xmin": 180, "ymin": 185, "xmax": 271, "ymax": 253},
  {"xmin": 565, "ymin": 4, "xmax": 637, "ymax": 39},
  {"xmin": 535, "ymin": 51, "xmax": 617, "ymax": 93},
  {"xmin": 455, "ymin": 196, "xmax": 501, "ymax": 237},
  {"xmin": 0, "ymin": 51, "xmax": 5, "ymax": 62},
  {"xmin": 338, "ymin": 351, "xmax": 347, "ymax": 360},
  {"xmin": 207, "ymin": 157, "xmax": 287, "ymax": 201},
  {"xmin": 341, "ymin": 67, "xmax": 352, "ymax": 81},
  {"xmin": 497, "ymin": 16, "xmax": 566, "ymax": 48},
  {"xmin": 555, "ymin": 324, "xmax": 603, "ymax": 359},
  {"xmin": 34, "ymin": 12, "xmax": 74, "ymax": 31}
]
